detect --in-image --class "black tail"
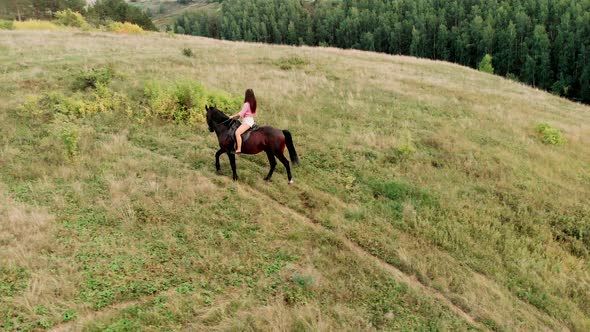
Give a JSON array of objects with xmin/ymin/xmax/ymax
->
[{"xmin": 283, "ymin": 130, "xmax": 299, "ymax": 165}]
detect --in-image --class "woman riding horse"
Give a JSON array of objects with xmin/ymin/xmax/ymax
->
[
  {"xmin": 229, "ymin": 89, "xmax": 257, "ymax": 155},
  {"xmin": 206, "ymin": 103, "xmax": 299, "ymax": 184}
]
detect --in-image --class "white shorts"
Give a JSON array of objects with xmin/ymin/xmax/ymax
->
[{"xmin": 242, "ymin": 116, "xmax": 254, "ymax": 127}]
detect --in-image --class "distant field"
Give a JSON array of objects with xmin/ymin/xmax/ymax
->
[
  {"xmin": 0, "ymin": 29, "xmax": 589, "ymax": 331},
  {"xmin": 126, "ymin": 0, "xmax": 217, "ymax": 28}
]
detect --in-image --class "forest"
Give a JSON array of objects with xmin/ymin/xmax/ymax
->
[{"xmin": 172, "ymin": 0, "xmax": 590, "ymax": 103}]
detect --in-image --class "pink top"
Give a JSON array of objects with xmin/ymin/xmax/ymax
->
[{"xmin": 238, "ymin": 102, "xmax": 254, "ymax": 118}]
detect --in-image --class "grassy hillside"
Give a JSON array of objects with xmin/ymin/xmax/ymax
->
[
  {"xmin": 126, "ymin": 0, "xmax": 217, "ymax": 29},
  {"xmin": 0, "ymin": 29, "xmax": 589, "ymax": 331}
]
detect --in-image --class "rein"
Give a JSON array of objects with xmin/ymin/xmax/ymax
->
[{"xmin": 210, "ymin": 116, "xmax": 234, "ymax": 131}]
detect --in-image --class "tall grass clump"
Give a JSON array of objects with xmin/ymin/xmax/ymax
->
[
  {"xmin": 0, "ymin": 19, "xmax": 14, "ymax": 30},
  {"xmin": 535, "ymin": 123, "xmax": 565, "ymax": 145}
]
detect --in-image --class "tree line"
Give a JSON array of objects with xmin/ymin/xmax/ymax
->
[
  {"xmin": 172, "ymin": 0, "xmax": 590, "ymax": 103},
  {"xmin": 0, "ymin": 0, "xmax": 156, "ymax": 31}
]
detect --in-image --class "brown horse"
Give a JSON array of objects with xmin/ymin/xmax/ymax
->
[{"xmin": 206, "ymin": 105, "xmax": 299, "ymax": 183}]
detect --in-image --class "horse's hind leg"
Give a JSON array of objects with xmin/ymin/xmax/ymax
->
[
  {"xmin": 215, "ymin": 149, "xmax": 224, "ymax": 173},
  {"xmin": 228, "ymin": 152, "xmax": 238, "ymax": 181},
  {"xmin": 276, "ymin": 152, "xmax": 292, "ymax": 184},
  {"xmin": 264, "ymin": 151, "xmax": 277, "ymax": 181}
]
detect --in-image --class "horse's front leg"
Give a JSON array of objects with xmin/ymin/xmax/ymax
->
[
  {"xmin": 215, "ymin": 148, "xmax": 224, "ymax": 173},
  {"xmin": 228, "ymin": 153, "xmax": 238, "ymax": 181}
]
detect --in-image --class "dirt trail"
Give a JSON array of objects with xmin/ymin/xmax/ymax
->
[{"xmin": 238, "ymin": 184, "xmax": 486, "ymax": 330}]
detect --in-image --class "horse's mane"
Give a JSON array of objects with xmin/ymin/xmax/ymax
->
[{"xmin": 209, "ymin": 106, "xmax": 239, "ymax": 127}]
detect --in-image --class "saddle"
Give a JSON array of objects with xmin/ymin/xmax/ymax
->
[{"xmin": 228, "ymin": 122, "xmax": 260, "ymax": 151}]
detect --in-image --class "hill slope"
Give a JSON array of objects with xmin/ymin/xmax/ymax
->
[{"xmin": 0, "ymin": 30, "xmax": 589, "ymax": 331}]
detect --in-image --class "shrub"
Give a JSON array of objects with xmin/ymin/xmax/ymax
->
[
  {"xmin": 182, "ymin": 47, "xmax": 194, "ymax": 57},
  {"xmin": 143, "ymin": 80, "xmax": 239, "ymax": 126},
  {"xmin": 73, "ymin": 66, "xmax": 115, "ymax": 90},
  {"xmin": 0, "ymin": 19, "xmax": 14, "ymax": 30},
  {"xmin": 26, "ymin": 92, "xmax": 84, "ymax": 119},
  {"xmin": 19, "ymin": 85, "xmax": 127, "ymax": 122},
  {"xmin": 535, "ymin": 123, "xmax": 565, "ymax": 145},
  {"xmin": 54, "ymin": 9, "xmax": 87, "ymax": 28},
  {"xmin": 478, "ymin": 54, "xmax": 494, "ymax": 74},
  {"xmin": 13, "ymin": 20, "xmax": 60, "ymax": 31},
  {"xmin": 107, "ymin": 22, "xmax": 144, "ymax": 34}
]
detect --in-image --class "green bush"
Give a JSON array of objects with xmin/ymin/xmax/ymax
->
[
  {"xmin": 478, "ymin": 54, "xmax": 494, "ymax": 74},
  {"xmin": 143, "ymin": 80, "xmax": 241, "ymax": 126},
  {"xmin": 73, "ymin": 66, "xmax": 115, "ymax": 90},
  {"xmin": 535, "ymin": 123, "xmax": 565, "ymax": 145},
  {"xmin": 0, "ymin": 19, "xmax": 14, "ymax": 30},
  {"xmin": 54, "ymin": 9, "xmax": 88, "ymax": 28}
]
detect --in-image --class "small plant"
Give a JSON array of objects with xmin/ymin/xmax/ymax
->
[
  {"xmin": 0, "ymin": 19, "xmax": 14, "ymax": 30},
  {"xmin": 73, "ymin": 65, "xmax": 115, "ymax": 90},
  {"xmin": 54, "ymin": 9, "xmax": 87, "ymax": 28},
  {"xmin": 390, "ymin": 129, "xmax": 416, "ymax": 163},
  {"xmin": 535, "ymin": 123, "xmax": 565, "ymax": 145},
  {"xmin": 284, "ymin": 274, "xmax": 314, "ymax": 305},
  {"xmin": 57, "ymin": 121, "xmax": 80, "ymax": 161},
  {"xmin": 176, "ymin": 282, "xmax": 195, "ymax": 294},
  {"xmin": 62, "ymin": 309, "xmax": 77, "ymax": 322},
  {"xmin": 478, "ymin": 54, "xmax": 494, "ymax": 74},
  {"xmin": 182, "ymin": 47, "xmax": 194, "ymax": 57}
]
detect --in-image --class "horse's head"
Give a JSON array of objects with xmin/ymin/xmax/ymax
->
[
  {"xmin": 205, "ymin": 105, "xmax": 215, "ymax": 132},
  {"xmin": 206, "ymin": 105, "xmax": 231, "ymax": 132}
]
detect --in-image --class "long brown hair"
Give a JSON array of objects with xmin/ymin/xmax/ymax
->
[{"xmin": 245, "ymin": 89, "xmax": 257, "ymax": 114}]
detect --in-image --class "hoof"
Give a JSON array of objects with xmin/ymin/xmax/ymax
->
[
  {"xmin": 264, "ymin": 177, "xmax": 272, "ymax": 182},
  {"xmin": 288, "ymin": 179, "xmax": 294, "ymax": 185}
]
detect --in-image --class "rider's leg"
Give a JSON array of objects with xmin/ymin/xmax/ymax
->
[{"xmin": 235, "ymin": 123, "xmax": 250, "ymax": 153}]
